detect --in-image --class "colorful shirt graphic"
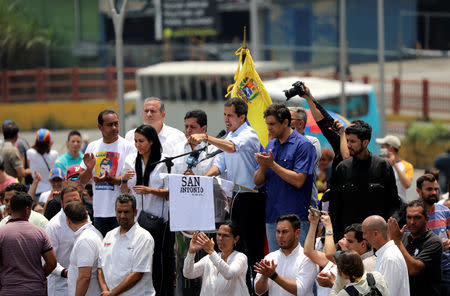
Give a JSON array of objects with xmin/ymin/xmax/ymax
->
[{"xmin": 94, "ymin": 152, "xmax": 120, "ymax": 191}]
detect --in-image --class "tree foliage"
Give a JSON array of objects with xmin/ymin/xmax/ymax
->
[{"xmin": 0, "ymin": 0, "xmax": 54, "ymax": 69}]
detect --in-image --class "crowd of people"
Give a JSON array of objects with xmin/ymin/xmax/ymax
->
[{"xmin": 0, "ymin": 83, "xmax": 449, "ymax": 296}]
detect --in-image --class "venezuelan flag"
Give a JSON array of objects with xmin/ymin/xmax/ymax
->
[{"xmin": 226, "ymin": 47, "xmax": 273, "ymax": 148}]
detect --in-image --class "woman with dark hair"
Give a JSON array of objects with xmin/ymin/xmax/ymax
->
[
  {"xmin": 120, "ymin": 124, "xmax": 172, "ymax": 295},
  {"xmin": 330, "ymin": 250, "xmax": 388, "ymax": 296},
  {"xmin": 26, "ymin": 128, "xmax": 59, "ymax": 196},
  {"xmin": 183, "ymin": 221, "xmax": 249, "ymax": 296}
]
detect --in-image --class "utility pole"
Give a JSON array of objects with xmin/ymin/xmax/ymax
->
[
  {"xmin": 378, "ymin": 0, "xmax": 386, "ymax": 136},
  {"xmin": 107, "ymin": 0, "xmax": 127, "ymax": 136},
  {"xmin": 339, "ymin": 0, "xmax": 347, "ymax": 118}
]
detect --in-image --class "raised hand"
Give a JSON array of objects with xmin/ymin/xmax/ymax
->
[
  {"xmin": 254, "ymin": 150, "xmax": 274, "ymax": 169},
  {"xmin": 196, "ymin": 232, "xmax": 215, "ymax": 254},
  {"xmin": 93, "ymin": 171, "xmax": 113, "ymax": 184},
  {"xmin": 387, "ymin": 217, "xmax": 404, "ymax": 243},
  {"xmin": 320, "ymin": 212, "xmax": 332, "ymax": 229},
  {"xmin": 308, "ymin": 206, "xmax": 320, "ymax": 224},
  {"xmin": 83, "ymin": 153, "xmax": 96, "ymax": 170},
  {"xmin": 188, "ymin": 231, "xmax": 203, "ymax": 254},
  {"xmin": 122, "ymin": 170, "xmax": 135, "ymax": 182},
  {"xmin": 133, "ymin": 185, "xmax": 151, "ymax": 195},
  {"xmin": 316, "ymin": 270, "xmax": 336, "ymax": 288},
  {"xmin": 254, "ymin": 259, "xmax": 278, "ymax": 278}
]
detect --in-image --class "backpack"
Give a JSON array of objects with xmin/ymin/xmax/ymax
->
[{"xmin": 344, "ymin": 273, "xmax": 383, "ymax": 296}]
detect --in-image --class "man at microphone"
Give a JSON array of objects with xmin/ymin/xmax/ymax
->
[
  {"xmin": 172, "ymin": 110, "xmax": 221, "ymax": 176},
  {"xmin": 188, "ymin": 98, "xmax": 266, "ymax": 289}
]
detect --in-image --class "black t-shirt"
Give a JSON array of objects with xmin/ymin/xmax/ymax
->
[
  {"xmin": 44, "ymin": 196, "xmax": 94, "ymax": 221},
  {"xmin": 401, "ymin": 229, "xmax": 443, "ymax": 296},
  {"xmin": 44, "ymin": 198, "xmax": 61, "ymax": 221}
]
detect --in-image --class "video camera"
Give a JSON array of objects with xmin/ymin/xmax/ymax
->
[{"xmin": 284, "ymin": 81, "xmax": 306, "ymax": 100}]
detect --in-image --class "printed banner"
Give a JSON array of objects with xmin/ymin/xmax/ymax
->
[{"xmin": 169, "ymin": 174, "xmax": 215, "ymax": 231}]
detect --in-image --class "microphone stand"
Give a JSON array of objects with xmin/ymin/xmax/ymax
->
[{"xmin": 149, "ymin": 145, "xmax": 208, "ymax": 173}]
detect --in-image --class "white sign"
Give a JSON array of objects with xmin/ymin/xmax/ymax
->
[{"xmin": 169, "ymin": 174, "xmax": 215, "ymax": 231}]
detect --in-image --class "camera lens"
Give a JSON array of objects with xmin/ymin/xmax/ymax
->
[{"xmin": 284, "ymin": 88, "xmax": 297, "ymax": 99}]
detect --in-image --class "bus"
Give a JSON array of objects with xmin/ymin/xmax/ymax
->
[{"xmin": 264, "ymin": 76, "xmax": 382, "ymax": 153}]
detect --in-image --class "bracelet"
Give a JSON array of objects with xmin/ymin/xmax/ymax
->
[
  {"xmin": 121, "ymin": 177, "xmax": 128, "ymax": 184},
  {"xmin": 270, "ymin": 272, "xmax": 278, "ymax": 281},
  {"xmin": 205, "ymin": 133, "xmax": 208, "ymax": 142}
]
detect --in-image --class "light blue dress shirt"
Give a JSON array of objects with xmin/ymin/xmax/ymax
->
[{"xmin": 213, "ymin": 122, "xmax": 260, "ymax": 190}]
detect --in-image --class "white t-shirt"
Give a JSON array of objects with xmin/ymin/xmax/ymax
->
[
  {"xmin": 27, "ymin": 148, "xmax": 59, "ymax": 194},
  {"xmin": 125, "ymin": 124, "xmax": 185, "ymax": 157},
  {"xmin": 123, "ymin": 154, "xmax": 169, "ymax": 221},
  {"xmin": 80, "ymin": 137, "xmax": 136, "ymax": 217},
  {"xmin": 68, "ymin": 223, "xmax": 103, "ymax": 296},
  {"xmin": 393, "ymin": 161, "xmax": 407, "ymax": 201},
  {"xmin": 39, "ymin": 190, "xmax": 51, "ymax": 204},
  {"xmin": 100, "ymin": 223, "xmax": 155, "ymax": 296},
  {"xmin": 45, "ymin": 209, "xmax": 75, "ymax": 296},
  {"xmin": 255, "ymin": 244, "xmax": 318, "ymax": 296}
]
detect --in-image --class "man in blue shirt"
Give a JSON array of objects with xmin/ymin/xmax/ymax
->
[
  {"xmin": 54, "ymin": 131, "xmax": 83, "ymax": 175},
  {"xmin": 189, "ymin": 97, "xmax": 265, "ymax": 279},
  {"xmin": 254, "ymin": 103, "xmax": 316, "ymax": 251}
]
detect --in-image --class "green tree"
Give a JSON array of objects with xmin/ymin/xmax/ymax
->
[{"xmin": 0, "ymin": 0, "xmax": 54, "ymax": 69}]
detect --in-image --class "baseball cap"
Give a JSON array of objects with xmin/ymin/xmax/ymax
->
[
  {"xmin": 49, "ymin": 168, "xmax": 65, "ymax": 180},
  {"xmin": 375, "ymin": 135, "xmax": 401, "ymax": 150},
  {"xmin": 66, "ymin": 165, "xmax": 82, "ymax": 181},
  {"xmin": 36, "ymin": 128, "xmax": 52, "ymax": 143},
  {"xmin": 2, "ymin": 120, "xmax": 14, "ymax": 130}
]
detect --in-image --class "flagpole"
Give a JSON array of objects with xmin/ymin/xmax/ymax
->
[{"xmin": 242, "ymin": 26, "xmax": 247, "ymax": 64}]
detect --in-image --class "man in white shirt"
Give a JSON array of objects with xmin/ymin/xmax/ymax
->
[
  {"xmin": 79, "ymin": 109, "xmax": 136, "ymax": 236},
  {"xmin": 125, "ymin": 97, "xmax": 185, "ymax": 157},
  {"xmin": 172, "ymin": 109, "xmax": 218, "ymax": 176},
  {"xmin": 254, "ymin": 214, "xmax": 317, "ymax": 296},
  {"xmin": 45, "ymin": 186, "xmax": 84, "ymax": 296},
  {"xmin": 98, "ymin": 193, "xmax": 155, "ymax": 296},
  {"xmin": 65, "ymin": 200, "xmax": 103, "ymax": 296},
  {"xmin": 362, "ymin": 215, "xmax": 410, "ymax": 296}
]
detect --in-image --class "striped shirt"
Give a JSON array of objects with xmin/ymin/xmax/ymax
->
[{"xmin": 427, "ymin": 203, "xmax": 450, "ymax": 271}]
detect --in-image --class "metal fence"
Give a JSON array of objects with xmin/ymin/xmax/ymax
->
[{"xmin": 1, "ymin": 66, "xmax": 449, "ymax": 121}]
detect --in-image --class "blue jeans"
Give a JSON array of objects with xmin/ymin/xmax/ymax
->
[
  {"xmin": 94, "ymin": 217, "xmax": 118, "ymax": 237},
  {"xmin": 266, "ymin": 220, "xmax": 310, "ymax": 253}
]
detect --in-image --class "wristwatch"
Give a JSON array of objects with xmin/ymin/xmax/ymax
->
[{"xmin": 325, "ymin": 229, "xmax": 333, "ymax": 236}]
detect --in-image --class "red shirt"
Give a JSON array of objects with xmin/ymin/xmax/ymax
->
[{"xmin": 0, "ymin": 219, "xmax": 53, "ymax": 296}]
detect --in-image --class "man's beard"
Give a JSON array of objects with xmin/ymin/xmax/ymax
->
[
  {"xmin": 279, "ymin": 238, "xmax": 296, "ymax": 250},
  {"xmin": 350, "ymin": 145, "xmax": 365, "ymax": 157},
  {"xmin": 423, "ymin": 194, "xmax": 438, "ymax": 205}
]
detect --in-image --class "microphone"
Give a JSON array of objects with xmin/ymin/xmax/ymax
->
[
  {"xmin": 186, "ymin": 150, "xmax": 200, "ymax": 170},
  {"xmin": 201, "ymin": 149, "xmax": 223, "ymax": 162},
  {"xmin": 216, "ymin": 129, "xmax": 226, "ymax": 138}
]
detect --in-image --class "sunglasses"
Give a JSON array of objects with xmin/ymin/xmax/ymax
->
[{"xmin": 68, "ymin": 176, "xmax": 79, "ymax": 181}]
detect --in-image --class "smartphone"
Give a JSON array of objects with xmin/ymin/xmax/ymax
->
[{"xmin": 310, "ymin": 207, "xmax": 321, "ymax": 217}]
